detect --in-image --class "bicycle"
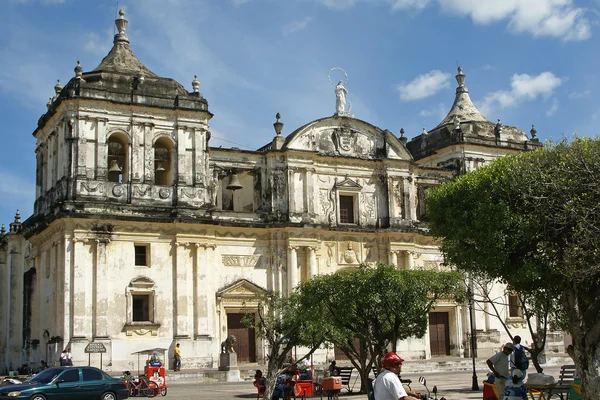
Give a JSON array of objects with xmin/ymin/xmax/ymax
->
[{"xmin": 123, "ymin": 370, "xmax": 159, "ymax": 397}]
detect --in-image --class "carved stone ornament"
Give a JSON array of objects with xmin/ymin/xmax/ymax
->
[
  {"xmin": 181, "ymin": 188, "xmax": 198, "ymax": 199},
  {"xmin": 112, "ymin": 185, "xmax": 125, "ymax": 197},
  {"xmin": 133, "ymin": 185, "xmax": 152, "ymax": 197},
  {"xmin": 331, "ymin": 127, "xmax": 358, "ymax": 156},
  {"xmin": 221, "ymin": 255, "xmax": 262, "ymax": 267},
  {"xmin": 158, "ymin": 188, "xmax": 171, "ymax": 199},
  {"xmin": 342, "ymin": 243, "xmax": 357, "ymax": 264},
  {"xmin": 80, "ymin": 181, "xmax": 105, "ymax": 194}
]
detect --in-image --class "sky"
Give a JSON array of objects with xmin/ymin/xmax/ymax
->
[{"xmin": 1, "ymin": 0, "xmax": 599, "ymax": 227}]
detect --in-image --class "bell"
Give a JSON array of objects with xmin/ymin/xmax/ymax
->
[
  {"xmin": 226, "ymin": 173, "xmax": 243, "ymax": 191},
  {"xmin": 155, "ymin": 162, "xmax": 165, "ymax": 172},
  {"xmin": 108, "ymin": 159, "xmax": 122, "ymax": 173}
]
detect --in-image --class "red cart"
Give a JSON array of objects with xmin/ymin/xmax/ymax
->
[{"xmin": 132, "ymin": 348, "xmax": 169, "ymax": 396}]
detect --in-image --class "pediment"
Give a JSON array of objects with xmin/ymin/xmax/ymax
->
[
  {"xmin": 216, "ymin": 279, "xmax": 267, "ymax": 299},
  {"xmin": 334, "ymin": 177, "xmax": 362, "ymax": 190},
  {"xmin": 130, "ymin": 276, "xmax": 155, "ymax": 288},
  {"xmin": 283, "ymin": 116, "xmax": 413, "ymax": 161}
]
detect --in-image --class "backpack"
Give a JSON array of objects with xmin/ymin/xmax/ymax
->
[{"xmin": 513, "ymin": 346, "xmax": 529, "ymax": 370}]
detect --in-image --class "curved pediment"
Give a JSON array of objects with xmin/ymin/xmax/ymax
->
[{"xmin": 283, "ymin": 116, "xmax": 412, "ymax": 161}]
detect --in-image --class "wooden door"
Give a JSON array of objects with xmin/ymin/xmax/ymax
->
[
  {"xmin": 429, "ymin": 312, "xmax": 450, "ymax": 356},
  {"xmin": 227, "ymin": 313, "xmax": 256, "ymax": 362}
]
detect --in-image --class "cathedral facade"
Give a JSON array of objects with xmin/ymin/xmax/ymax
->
[{"xmin": 0, "ymin": 11, "xmax": 560, "ymax": 373}]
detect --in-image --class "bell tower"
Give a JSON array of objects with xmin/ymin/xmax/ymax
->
[{"xmin": 32, "ymin": 10, "xmax": 213, "ymax": 219}]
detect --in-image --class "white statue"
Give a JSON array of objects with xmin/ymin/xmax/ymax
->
[{"xmin": 335, "ymin": 80, "xmax": 347, "ymax": 115}]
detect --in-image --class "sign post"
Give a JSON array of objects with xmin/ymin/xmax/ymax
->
[{"xmin": 84, "ymin": 342, "xmax": 107, "ymax": 369}]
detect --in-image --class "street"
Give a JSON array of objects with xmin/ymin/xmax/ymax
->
[{"xmin": 158, "ymin": 367, "xmax": 562, "ymax": 399}]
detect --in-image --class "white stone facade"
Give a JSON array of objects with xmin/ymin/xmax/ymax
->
[{"xmin": 0, "ymin": 11, "xmax": 562, "ymax": 374}]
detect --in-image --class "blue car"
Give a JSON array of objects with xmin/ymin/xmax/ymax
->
[{"xmin": 0, "ymin": 366, "xmax": 129, "ymax": 400}]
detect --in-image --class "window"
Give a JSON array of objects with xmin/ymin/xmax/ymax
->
[
  {"xmin": 125, "ymin": 277, "xmax": 159, "ymax": 335},
  {"xmin": 135, "ymin": 244, "xmax": 149, "ymax": 266},
  {"xmin": 133, "ymin": 294, "xmax": 151, "ymax": 322},
  {"xmin": 508, "ymin": 293, "xmax": 523, "ymax": 318},
  {"xmin": 153, "ymin": 137, "xmax": 174, "ymax": 186},
  {"xmin": 82, "ymin": 368, "xmax": 104, "ymax": 381},
  {"xmin": 59, "ymin": 369, "xmax": 80, "ymax": 383},
  {"xmin": 107, "ymin": 133, "xmax": 129, "ymax": 184},
  {"xmin": 339, "ymin": 195, "xmax": 355, "ymax": 224}
]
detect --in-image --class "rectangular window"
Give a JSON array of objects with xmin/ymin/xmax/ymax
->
[
  {"xmin": 339, "ymin": 195, "xmax": 355, "ymax": 224},
  {"xmin": 132, "ymin": 294, "xmax": 150, "ymax": 322},
  {"xmin": 134, "ymin": 244, "xmax": 149, "ymax": 266},
  {"xmin": 508, "ymin": 293, "xmax": 522, "ymax": 318}
]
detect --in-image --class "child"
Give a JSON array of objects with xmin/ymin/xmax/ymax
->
[{"xmin": 503, "ymin": 369, "xmax": 528, "ymax": 400}]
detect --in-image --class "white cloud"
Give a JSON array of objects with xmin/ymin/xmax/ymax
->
[
  {"xmin": 390, "ymin": 0, "xmax": 433, "ymax": 11},
  {"xmin": 282, "ymin": 16, "xmax": 314, "ymax": 36},
  {"xmin": 478, "ymin": 71, "xmax": 563, "ymax": 116},
  {"xmin": 419, "ymin": 103, "xmax": 447, "ymax": 119},
  {"xmin": 568, "ymin": 90, "xmax": 591, "ymax": 99},
  {"xmin": 83, "ymin": 31, "xmax": 113, "ymax": 56},
  {"xmin": 546, "ymin": 98, "xmax": 559, "ymax": 116},
  {"xmin": 397, "ymin": 70, "xmax": 451, "ymax": 101},
  {"xmin": 439, "ymin": 0, "xmax": 591, "ymax": 41}
]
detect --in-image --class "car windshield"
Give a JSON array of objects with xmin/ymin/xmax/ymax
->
[{"xmin": 25, "ymin": 368, "xmax": 62, "ymax": 384}]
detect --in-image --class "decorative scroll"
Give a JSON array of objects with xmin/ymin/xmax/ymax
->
[{"xmin": 80, "ymin": 181, "xmax": 105, "ymax": 194}]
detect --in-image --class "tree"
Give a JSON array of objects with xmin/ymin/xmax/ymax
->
[
  {"xmin": 427, "ymin": 137, "xmax": 600, "ymax": 400},
  {"xmin": 242, "ymin": 292, "xmax": 326, "ymax": 400},
  {"xmin": 296, "ymin": 263, "xmax": 464, "ymax": 393},
  {"xmin": 468, "ymin": 273, "xmax": 557, "ymax": 373}
]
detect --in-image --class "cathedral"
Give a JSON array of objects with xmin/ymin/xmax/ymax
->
[{"xmin": 0, "ymin": 10, "xmax": 561, "ymax": 373}]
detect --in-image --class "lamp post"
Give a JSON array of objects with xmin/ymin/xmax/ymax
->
[{"xmin": 468, "ymin": 286, "xmax": 479, "ymax": 391}]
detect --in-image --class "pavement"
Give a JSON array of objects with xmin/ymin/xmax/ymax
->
[{"xmin": 146, "ymin": 367, "xmax": 565, "ymax": 400}]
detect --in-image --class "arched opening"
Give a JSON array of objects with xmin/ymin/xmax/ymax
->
[
  {"xmin": 153, "ymin": 136, "xmax": 174, "ymax": 186},
  {"xmin": 107, "ymin": 132, "xmax": 129, "ymax": 183}
]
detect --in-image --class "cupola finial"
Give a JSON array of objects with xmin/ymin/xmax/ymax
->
[
  {"xmin": 114, "ymin": 9, "xmax": 129, "ymax": 43},
  {"xmin": 192, "ymin": 75, "xmax": 200, "ymax": 93},
  {"xmin": 456, "ymin": 66, "xmax": 466, "ymax": 88},
  {"xmin": 273, "ymin": 113, "xmax": 283, "ymax": 136}
]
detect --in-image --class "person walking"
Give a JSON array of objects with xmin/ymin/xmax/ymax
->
[
  {"xmin": 487, "ymin": 342, "xmax": 515, "ymax": 398},
  {"xmin": 60, "ymin": 349, "xmax": 68, "ymax": 366},
  {"xmin": 173, "ymin": 343, "xmax": 181, "ymax": 371},
  {"xmin": 373, "ymin": 352, "xmax": 423, "ymax": 400},
  {"xmin": 510, "ymin": 336, "xmax": 530, "ymax": 381}
]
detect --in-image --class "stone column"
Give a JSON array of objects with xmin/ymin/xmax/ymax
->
[
  {"xmin": 94, "ymin": 240, "xmax": 109, "ymax": 338},
  {"xmin": 61, "ymin": 235, "xmax": 72, "ymax": 342},
  {"xmin": 287, "ymin": 246, "xmax": 298, "ymax": 294},
  {"xmin": 389, "ymin": 250, "xmax": 398, "ymax": 268},
  {"xmin": 174, "ymin": 242, "xmax": 192, "ymax": 338},
  {"xmin": 287, "ymin": 168, "xmax": 296, "ymax": 215},
  {"xmin": 72, "ymin": 238, "xmax": 89, "ymax": 338},
  {"xmin": 405, "ymin": 251, "xmax": 414, "ymax": 270},
  {"xmin": 306, "ymin": 169, "xmax": 315, "ymax": 215},
  {"xmin": 307, "ymin": 247, "xmax": 317, "ymax": 278},
  {"xmin": 194, "ymin": 243, "xmax": 214, "ymax": 338}
]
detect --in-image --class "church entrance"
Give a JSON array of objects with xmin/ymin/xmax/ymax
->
[
  {"xmin": 227, "ymin": 313, "xmax": 256, "ymax": 362},
  {"xmin": 429, "ymin": 312, "xmax": 450, "ymax": 356}
]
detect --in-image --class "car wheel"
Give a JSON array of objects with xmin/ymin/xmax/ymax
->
[
  {"xmin": 102, "ymin": 392, "xmax": 117, "ymax": 400},
  {"xmin": 30, "ymin": 395, "xmax": 47, "ymax": 400}
]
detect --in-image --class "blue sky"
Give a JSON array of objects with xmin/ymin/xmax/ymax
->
[{"xmin": 1, "ymin": 0, "xmax": 599, "ymax": 227}]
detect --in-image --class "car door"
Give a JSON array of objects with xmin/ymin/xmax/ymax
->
[
  {"xmin": 47, "ymin": 368, "xmax": 81, "ymax": 400},
  {"xmin": 80, "ymin": 367, "xmax": 108, "ymax": 400}
]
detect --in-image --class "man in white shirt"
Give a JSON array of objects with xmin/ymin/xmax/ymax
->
[
  {"xmin": 374, "ymin": 352, "xmax": 422, "ymax": 400},
  {"xmin": 487, "ymin": 342, "xmax": 515, "ymax": 398}
]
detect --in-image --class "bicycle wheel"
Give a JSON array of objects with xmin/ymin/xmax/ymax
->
[
  {"xmin": 145, "ymin": 380, "xmax": 158, "ymax": 397},
  {"xmin": 160, "ymin": 387, "xmax": 167, "ymax": 396}
]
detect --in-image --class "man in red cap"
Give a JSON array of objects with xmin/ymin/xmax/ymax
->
[{"xmin": 374, "ymin": 352, "xmax": 423, "ymax": 400}]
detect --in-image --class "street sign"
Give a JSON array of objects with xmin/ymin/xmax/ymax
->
[{"xmin": 84, "ymin": 342, "xmax": 106, "ymax": 353}]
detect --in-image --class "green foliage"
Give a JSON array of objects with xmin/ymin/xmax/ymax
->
[
  {"xmin": 426, "ymin": 137, "xmax": 600, "ymax": 398},
  {"xmin": 297, "ymin": 263, "xmax": 463, "ymax": 365}
]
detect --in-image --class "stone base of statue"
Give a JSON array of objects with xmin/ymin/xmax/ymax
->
[{"xmin": 219, "ymin": 352, "xmax": 238, "ymax": 371}]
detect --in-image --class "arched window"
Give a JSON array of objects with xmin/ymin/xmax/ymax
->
[
  {"xmin": 107, "ymin": 133, "xmax": 129, "ymax": 183},
  {"xmin": 153, "ymin": 136, "xmax": 174, "ymax": 186}
]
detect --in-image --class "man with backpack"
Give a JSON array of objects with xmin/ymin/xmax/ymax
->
[{"xmin": 510, "ymin": 336, "xmax": 530, "ymax": 380}]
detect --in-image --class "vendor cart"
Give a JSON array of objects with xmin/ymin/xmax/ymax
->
[{"xmin": 131, "ymin": 348, "xmax": 168, "ymax": 396}]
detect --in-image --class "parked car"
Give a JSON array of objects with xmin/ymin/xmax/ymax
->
[{"xmin": 0, "ymin": 366, "xmax": 129, "ymax": 400}]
